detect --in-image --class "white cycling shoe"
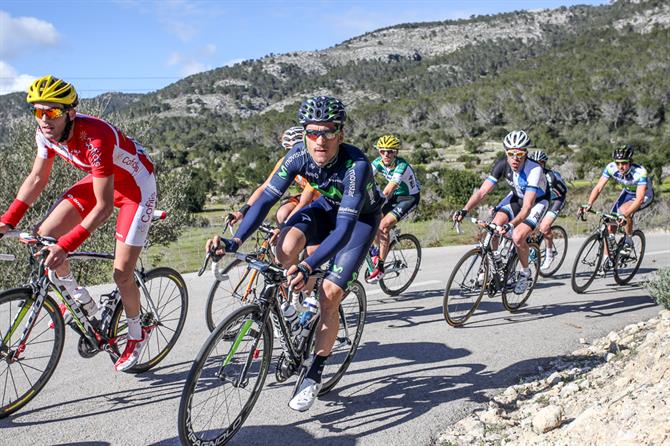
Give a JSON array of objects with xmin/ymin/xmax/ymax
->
[
  {"xmin": 540, "ymin": 256, "xmax": 555, "ymax": 272},
  {"xmin": 514, "ymin": 272, "xmax": 529, "ymax": 294},
  {"xmin": 289, "ymin": 378, "xmax": 322, "ymax": 412}
]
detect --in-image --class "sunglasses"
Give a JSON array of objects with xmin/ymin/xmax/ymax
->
[
  {"xmin": 379, "ymin": 149, "xmax": 397, "ymax": 155},
  {"xmin": 615, "ymin": 160, "xmax": 630, "ymax": 166},
  {"xmin": 304, "ymin": 129, "xmax": 341, "ymax": 141},
  {"xmin": 33, "ymin": 107, "xmax": 66, "ymax": 120},
  {"xmin": 506, "ymin": 149, "xmax": 526, "ymax": 159}
]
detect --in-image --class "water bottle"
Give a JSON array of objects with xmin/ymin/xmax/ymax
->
[
  {"xmin": 99, "ymin": 290, "xmax": 119, "ymax": 324},
  {"xmin": 606, "ymin": 233, "xmax": 616, "ymax": 254},
  {"xmin": 73, "ymin": 287, "xmax": 98, "ymax": 317},
  {"xmin": 492, "ymin": 250, "xmax": 504, "ymax": 270},
  {"xmin": 281, "ymin": 302, "xmax": 301, "ymax": 335},
  {"xmin": 298, "ymin": 294, "xmax": 319, "ymax": 328}
]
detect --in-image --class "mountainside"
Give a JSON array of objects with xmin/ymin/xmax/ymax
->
[{"xmin": 1, "ymin": 0, "xmax": 669, "ymax": 211}]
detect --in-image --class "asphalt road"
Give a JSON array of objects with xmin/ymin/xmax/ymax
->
[{"xmin": 2, "ymin": 233, "xmax": 668, "ymax": 446}]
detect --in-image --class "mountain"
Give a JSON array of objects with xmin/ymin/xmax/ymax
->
[{"xmin": 2, "ymin": 0, "xmax": 668, "ymax": 211}]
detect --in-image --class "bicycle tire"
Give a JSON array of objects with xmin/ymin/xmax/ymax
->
[
  {"xmin": 0, "ymin": 288, "xmax": 64, "ymax": 418},
  {"xmin": 442, "ymin": 248, "xmax": 487, "ymax": 327},
  {"xmin": 614, "ymin": 230, "xmax": 646, "ymax": 285},
  {"xmin": 205, "ymin": 259, "xmax": 262, "ymax": 332},
  {"xmin": 571, "ymin": 233, "xmax": 603, "ymax": 294},
  {"xmin": 178, "ymin": 304, "xmax": 272, "ymax": 446},
  {"xmin": 108, "ymin": 267, "xmax": 188, "ymax": 373},
  {"xmin": 502, "ymin": 243, "xmax": 541, "ymax": 312},
  {"xmin": 538, "ymin": 225, "xmax": 568, "ymax": 278},
  {"xmin": 319, "ymin": 280, "xmax": 367, "ymax": 395},
  {"xmin": 379, "ymin": 233, "xmax": 422, "ymax": 296}
]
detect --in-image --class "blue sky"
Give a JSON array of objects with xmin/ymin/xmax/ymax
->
[{"xmin": 1, "ymin": 0, "xmax": 608, "ymax": 97}]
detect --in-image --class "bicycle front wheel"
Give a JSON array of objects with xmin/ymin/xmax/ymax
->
[
  {"xmin": 178, "ymin": 304, "xmax": 272, "ymax": 446},
  {"xmin": 502, "ymin": 243, "xmax": 540, "ymax": 312},
  {"xmin": 205, "ymin": 259, "xmax": 263, "ymax": 331},
  {"xmin": 442, "ymin": 248, "xmax": 487, "ymax": 327},
  {"xmin": 379, "ymin": 233, "xmax": 422, "ymax": 296},
  {"xmin": 109, "ymin": 267, "xmax": 188, "ymax": 373},
  {"xmin": 614, "ymin": 230, "xmax": 646, "ymax": 285},
  {"xmin": 0, "ymin": 289, "xmax": 64, "ymax": 418},
  {"xmin": 538, "ymin": 225, "xmax": 568, "ymax": 278},
  {"xmin": 571, "ymin": 233, "xmax": 603, "ymax": 293},
  {"xmin": 319, "ymin": 280, "xmax": 367, "ymax": 395}
]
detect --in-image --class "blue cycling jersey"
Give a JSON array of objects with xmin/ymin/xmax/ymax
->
[
  {"xmin": 486, "ymin": 157, "xmax": 548, "ymax": 199},
  {"xmin": 234, "ymin": 142, "xmax": 383, "ymax": 270}
]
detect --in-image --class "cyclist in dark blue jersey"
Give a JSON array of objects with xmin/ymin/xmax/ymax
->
[{"xmin": 206, "ymin": 96, "xmax": 383, "ymax": 412}]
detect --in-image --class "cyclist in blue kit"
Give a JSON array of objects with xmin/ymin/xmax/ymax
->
[{"xmin": 206, "ymin": 96, "xmax": 383, "ymax": 412}]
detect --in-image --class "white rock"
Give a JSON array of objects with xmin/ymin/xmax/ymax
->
[
  {"xmin": 532, "ymin": 405, "xmax": 563, "ymax": 434},
  {"xmin": 547, "ymin": 371, "xmax": 562, "ymax": 385},
  {"xmin": 579, "ymin": 337, "xmax": 588, "ymax": 344},
  {"xmin": 560, "ymin": 382, "xmax": 580, "ymax": 397},
  {"xmin": 606, "ymin": 352, "xmax": 616, "ymax": 362}
]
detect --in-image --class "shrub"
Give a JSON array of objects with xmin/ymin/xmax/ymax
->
[{"xmin": 647, "ymin": 267, "xmax": 670, "ymax": 310}]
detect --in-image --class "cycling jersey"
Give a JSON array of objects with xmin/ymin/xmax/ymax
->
[
  {"xmin": 486, "ymin": 158, "xmax": 547, "ymax": 199},
  {"xmin": 36, "ymin": 114, "xmax": 156, "ymax": 246},
  {"xmin": 269, "ymin": 158, "xmax": 319, "ymax": 196},
  {"xmin": 235, "ymin": 142, "xmax": 383, "ymax": 274},
  {"xmin": 371, "ymin": 156, "xmax": 421, "ymax": 196},
  {"xmin": 602, "ymin": 162, "xmax": 652, "ymax": 193}
]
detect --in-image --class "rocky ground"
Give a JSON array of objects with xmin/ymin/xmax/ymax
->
[{"xmin": 435, "ymin": 309, "xmax": 670, "ymax": 446}]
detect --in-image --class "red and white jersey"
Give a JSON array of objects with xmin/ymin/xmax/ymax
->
[{"xmin": 36, "ymin": 114, "xmax": 155, "ymax": 201}]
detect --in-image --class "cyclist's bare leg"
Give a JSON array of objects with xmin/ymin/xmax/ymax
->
[
  {"xmin": 276, "ymin": 201, "xmax": 297, "ymax": 226},
  {"xmin": 512, "ymin": 223, "xmax": 533, "ymax": 268},
  {"xmin": 378, "ymin": 213, "xmax": 397, "ymax": 262},
  {"xmin": 113, "ymin": 241, "xmax": 143, "ymax": 318},
  {"xmin": 617, "ymin": 201, "xmax": 636, "ymax": 236},
  {"xmin": 36, "ymin": 199, "xmax": 82, "ymax": 278},
  {"xmin": 491, "ymin": 211, "xmax": 509, "ymax": 251},
  {"xmin": 314, "ymin": 279, "xmax": 345, "ymax": 356},
  {"xmin": 276, "ymin": 227, "xmax": 317, "ymax": 291},
  {"xmin": 538, "ymin": 215, "xmax": 556, "ymax": 250}
]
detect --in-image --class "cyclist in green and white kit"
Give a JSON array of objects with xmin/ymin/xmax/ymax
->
[{"xmin": 368, "ymin": 134, "xmax": 421, "ymax": 281}]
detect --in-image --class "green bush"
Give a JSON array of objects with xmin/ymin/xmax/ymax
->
[{"xmin": 647, "ymin": 267, "xmax": 670, "ymax": 310}]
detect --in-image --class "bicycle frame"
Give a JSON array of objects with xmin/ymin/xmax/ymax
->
[{"xmin": 363, "ymin": 227, "xmax": 401, "ymax": 276}]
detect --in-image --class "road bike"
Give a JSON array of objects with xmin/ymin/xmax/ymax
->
[
  {"xmin": 443, "ymin": 218, "xmax": 540, "ymax": 327},
  {"xmin": 527, "ymin": 224, "xmax": 568, "ymax": 277},
  {"xmin": 571, "ymin": 207, "xmax": 645, "ymax": 293},
  {"xmin": 205, "ymin": 222, "xmax": 278, "ymax": 331},
  {"xmin": 362, "ymin": 226, "xmax": 421, "ymax": 295},
  {"xmin": 178, "ymin": 250, "xmax": 366, "ymax": 446},
  {"xmin": 0, "ymin": 211, "xmax": 188, "ymax": 418}
]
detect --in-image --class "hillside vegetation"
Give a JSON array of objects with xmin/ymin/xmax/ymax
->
[{"xmin": 0, "ymin": 0, "xmax": 668, "ymax": 216}]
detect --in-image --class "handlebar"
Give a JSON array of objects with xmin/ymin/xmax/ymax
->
[{"xmin": 577, "ymin": 205, "xmax": 623, "ymax": 223}]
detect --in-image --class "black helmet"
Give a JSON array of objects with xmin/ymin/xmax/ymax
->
[
  {"xmin": 612, "ymin": 144, "xmax": 634, "ymax": 161},
  {"xmin": 297, "ymin": 96, "xmax": 346, "ymax": 126}
]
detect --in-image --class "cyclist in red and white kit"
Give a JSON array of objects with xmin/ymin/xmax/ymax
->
[{"xmin": 0, "ymin": 75, "xmax": 157, "ymax": 371}]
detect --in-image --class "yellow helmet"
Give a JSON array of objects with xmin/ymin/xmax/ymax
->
[
  {"xmin": 375, "ymin": 134, "xmax": 401, "ymax": 150},
  {"xmin": 27, "ymin": 75, "xmax": 78, "ymax": 107}
]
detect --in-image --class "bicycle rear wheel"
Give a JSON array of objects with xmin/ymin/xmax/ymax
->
[
  {"xmin": 502, "ymin": 243, "xmax": 540, "ymax": 312},
  {"xmin": 442, "ymin": 248, "xmax": 487, "ymax": 327},
  {"xmin": 614, "ymin": 230, "xmax": 645, "ymax": 285},
  {"xmin": 379, "ymin": 233, "xmax": 422, "ymax": 296},
  {"xmin": 178, "ymin": 304, "xmax": 272, "ymax": 446},
  {"xmin": 571, "ymin": 233, "xmax": 603, "ymax": 293},
  {"xmin": 205, "ymin": 259, "xmax": 264, "ymax": 332},
  {"xmin": 109, "ymin": 267, "xmax": 188, "ymax": 373},
  {"xmin": 538, "ymin": 225, "xmax": 568, "ymax": 278},
  {"xmin": 0, "ymin": 289, "xmax": 64, "ymax": 418},
  {"xmin": 319, "ymin": 280, "xmax": 366, "ymax": 395}
]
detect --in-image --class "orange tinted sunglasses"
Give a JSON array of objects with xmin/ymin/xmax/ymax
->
[{"xmin": 33, "ymin": 107, "xmax": 66, "ymax": 120}]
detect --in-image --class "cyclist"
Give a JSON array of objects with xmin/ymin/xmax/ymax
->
[
  {"xmin": 368, "ymin": 134, "xmax": 420, "ymax": 281},
  {"xmin": 452, "ymin": 130, "xmax": 548, "ymax": 294},
  {"xmin": 0, "ymin": 75, "xmax": 157, "ymax": 372},
  {"xmin": 528, "ymin": 150, "xmax": 568, "ymax": 272},
  {"xmin": 229, "ymin": 126, "xmax": 320, "ymax": 227},
  {"xmin": 578, "ymin": 144, "xmax": 653, "ymax": 255},
  {"xmin": 206, "ymin": 96, "xmax": 383, "ymax": 412}
]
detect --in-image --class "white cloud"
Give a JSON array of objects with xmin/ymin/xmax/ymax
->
[
  {"xmin": 0, "ymin": 61, "xmax": 36, "ymax": 95},
  {"xmin": 0, "ymin": 11, "xmax": 60, "ymax": 58},
  {"xmin": 223, "ymin": 58, "xmax": 244, "ymax": 67},
  {"xmin": 166, "ymin": 51, "xmax": 182, "ymax": 66},
  {"xmin": 181, "ymin": 60, "xmax": 209, "ymax": 77},
  {"xmin": 202, "ymin": 43, "xmax": 217, "ymax": 57}
]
